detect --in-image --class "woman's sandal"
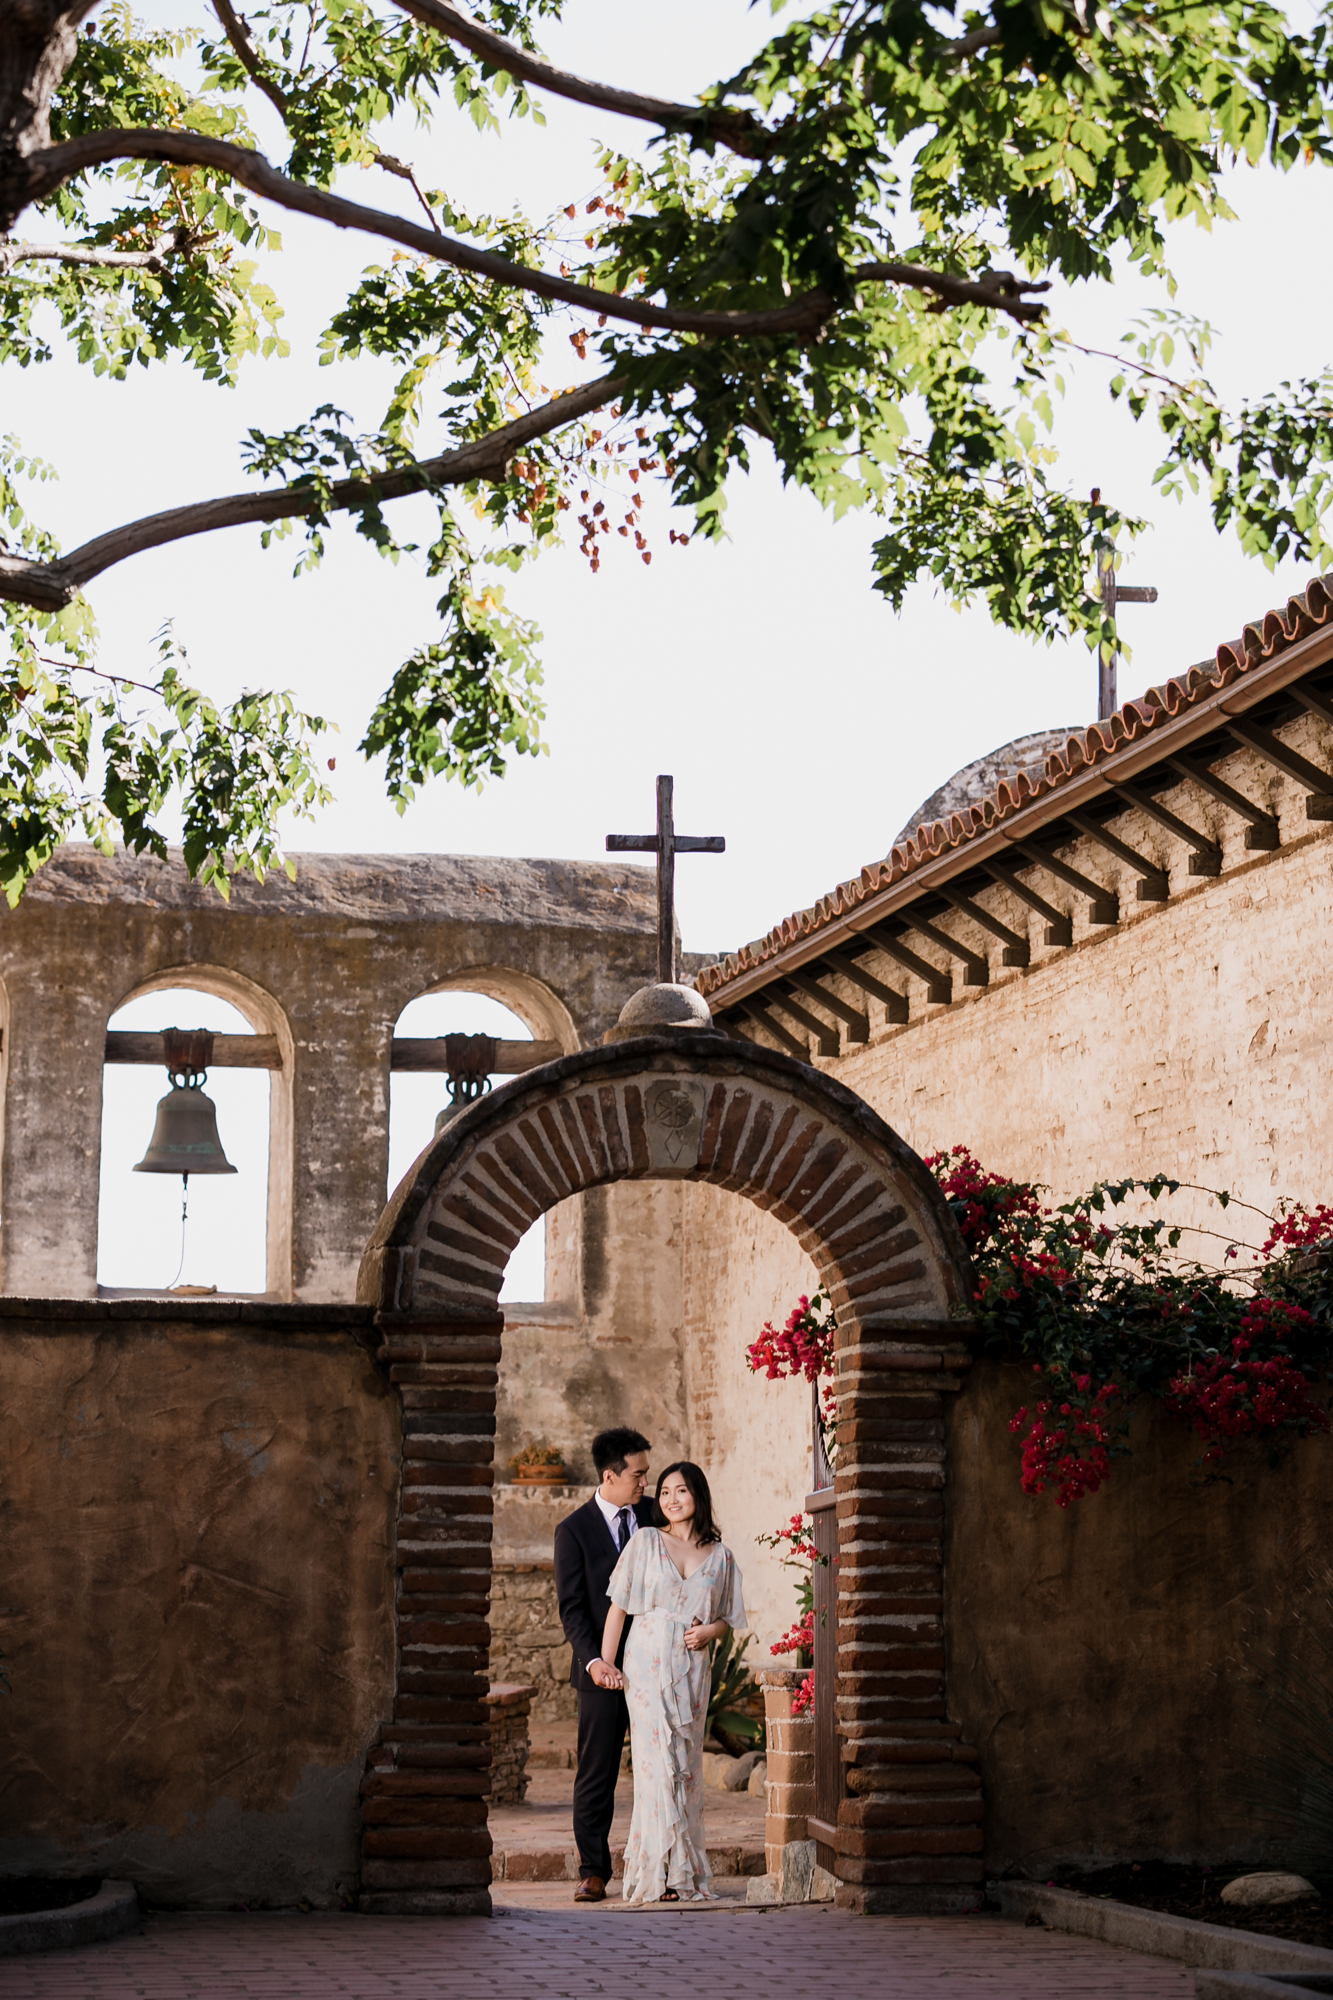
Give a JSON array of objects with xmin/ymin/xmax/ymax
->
[{"xmin": 659, "ymin": 1888, "xmax": 680, "ymax": 1902}]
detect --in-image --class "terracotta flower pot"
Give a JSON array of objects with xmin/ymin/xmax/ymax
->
[{"xmin": 513, "ymin": 1465, "xmax": 567, "ymax": 1485}]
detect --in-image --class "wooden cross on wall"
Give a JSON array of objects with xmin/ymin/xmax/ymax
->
[{"xmin": 606, "ymin": 775, "xmax": 725, "ymax": 985}]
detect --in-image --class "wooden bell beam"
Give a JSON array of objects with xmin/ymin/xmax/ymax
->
[
  {"xmin": 104, "ymin": 1033, "xmax": 559, "ymax": 1073},
  {"xmin": 1165, "ymin": 755, "xmax": 1279, "ymax": 851},
  {"xmin": 1107, "ymin": 781, "xmax": 1222, "ymax": 877}
]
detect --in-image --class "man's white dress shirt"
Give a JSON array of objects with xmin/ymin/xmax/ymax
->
[{"xmin": 587, "ymin": 1490, "xmax": 639, "ymax": 1673}]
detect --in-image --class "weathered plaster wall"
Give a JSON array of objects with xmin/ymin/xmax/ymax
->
[
  {"xmin": 0, "ymin": 848, "xmax": 658, "ymax": 1301},
  {"xmin": 679, "ymin": 1185, "xmax": 820, "ymax": 1653},
  {"xmin": 498, "ymin": 1184, "xmax": 692, "ymax": 1489},
  {"xmin": 0, "ymin": 1301, "xmax": 396, "ymax": 1907},
  {"xmin": 946, "ymin": 1358, "xmax": 1333, "ymax": 1873}
]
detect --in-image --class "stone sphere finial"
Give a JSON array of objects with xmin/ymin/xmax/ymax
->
[{"xmin": 603, "ymin": 982, "xmax": 719, "ymax": 1044}]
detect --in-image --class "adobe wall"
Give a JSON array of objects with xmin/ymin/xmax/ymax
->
[
  {"xmin": 0, "ymin": 847, "xmax": 660, "ymax": 1301},
  {"xmin": 0, "ymin": 1300, "xmax": 396, "ymax": 1907},
  {"xmin": 946, "ymin": 1359, "xmax": 1333, "ymax": 1873}
]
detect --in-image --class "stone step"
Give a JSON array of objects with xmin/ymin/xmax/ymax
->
[{"xmin": 492, "ymin": 1843, "xmax": 767, "ymax": 1883}]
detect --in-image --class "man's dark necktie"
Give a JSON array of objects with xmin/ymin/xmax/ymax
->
[{"xmin": 616, "ymin": 1507, "xmax": 631, "ymax": 1550}]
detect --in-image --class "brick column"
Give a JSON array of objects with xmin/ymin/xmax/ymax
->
[
  {"xmin": 358, "ymin": 1316, "xmax": 501, "ymax": 1916},
  {"xmin": 833, "ymin": 1320, "xmax": 984, "ymax": 1915},
  {"xmin": 758, "ymin": 1667, "xmax": 813, "ymax": 1874}
]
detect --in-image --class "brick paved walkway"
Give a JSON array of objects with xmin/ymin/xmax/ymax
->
[{"xmin": 0, "ymin": 1906, "xmax": 1192, "ymax": 1999}]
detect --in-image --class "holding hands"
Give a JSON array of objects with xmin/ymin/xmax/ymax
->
[{"xmin": 590, "ymin": 1659, "xmax": 625, "ymax": 1691}]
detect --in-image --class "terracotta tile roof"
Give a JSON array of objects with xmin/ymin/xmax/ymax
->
[{"xmin": 698, "ymin": 571, "xmax": 1333, "ymax": 997}]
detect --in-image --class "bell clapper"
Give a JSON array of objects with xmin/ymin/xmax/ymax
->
[{"xmin": 167, "ymin": 1172, "xmax": 190, "ymax": 1291}]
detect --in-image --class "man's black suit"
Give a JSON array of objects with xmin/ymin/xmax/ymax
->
[{"xmin": 553, "ymin": 1495, "xmax": 656, "ymax": 1881}]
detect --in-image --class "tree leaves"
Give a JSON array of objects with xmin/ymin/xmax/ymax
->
[{"xmin": 5, "ymin": 0, "xmax": 1333, "ymax": 899}]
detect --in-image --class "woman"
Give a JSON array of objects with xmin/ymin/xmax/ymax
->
[{"xmin": 599, "ymin": 1461, "xmax": 746, "ymax": 1904}]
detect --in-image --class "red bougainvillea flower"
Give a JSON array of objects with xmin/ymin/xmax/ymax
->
[
  {"xmin": 791, "ymin": 1671, "xmax": 815, "ymax": 1718},
  {"xmin": 1008, "ymin": 1369, "xmax": 1125, "ymax": 1507},
  {"xmin": 1164, "ymin": 1303, "xmax": 1328, "ymax": 1465},
  {"xmin": 747, "ymin": 1294, "xmax": 835, "ymax": 1385},
  {"xmin": 771, "ymin": 1608, "xmax": 815, "ymax": 1658}
]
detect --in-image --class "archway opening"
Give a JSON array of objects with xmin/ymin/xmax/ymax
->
[
  {"xmin": 389, "ymin": 989, "xmax": 545, "ymax": 1303},
  {"xmin": 356, "ymin": 1035, "xmax": 979, "ymax": 1918},
  {"xmin": 98, "ymin": 987, "xmax": 270, "ymax": 1296}
]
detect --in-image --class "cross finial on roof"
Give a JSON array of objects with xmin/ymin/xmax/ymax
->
[
  {"xmin": 606, "ymin": 776, "xmax": 725, "ymax": 984},
  {"xmin": 1092, "ymin": 489, "xmax": 1159, "ymax": 720}
]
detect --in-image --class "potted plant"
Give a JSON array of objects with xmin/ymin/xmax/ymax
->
[{"xmin": 509, "ymin": 1441, "xmax": 568, "ymax": 1486}]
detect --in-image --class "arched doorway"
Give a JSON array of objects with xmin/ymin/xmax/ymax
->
[{"xmin": 356, "ymin": 1030, "xmax": 980, "ymax": 1916}]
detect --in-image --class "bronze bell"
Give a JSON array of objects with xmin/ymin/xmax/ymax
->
[{"xmin": 133, "ymin": 1028, "xmax": 237, "ymax": 1177}]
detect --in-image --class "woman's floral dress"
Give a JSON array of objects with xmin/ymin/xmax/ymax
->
[{"xmin": 607, "ymin": 1527, "xmax": 747, "ymax": 1904}]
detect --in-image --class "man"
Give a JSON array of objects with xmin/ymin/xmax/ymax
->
[{"xmin": 553, "ymin": 1426, "xmax": 654, "ymax": 1903}]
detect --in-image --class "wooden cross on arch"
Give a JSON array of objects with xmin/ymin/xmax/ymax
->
[{"xmin": 606, "ymin": 775, "xmax": 725, "ymax": 984}]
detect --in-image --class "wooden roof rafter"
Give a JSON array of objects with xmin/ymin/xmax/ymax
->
[{"xmin": 698, "ymin": 593, "xmax": 1333, "ymax": 1036}]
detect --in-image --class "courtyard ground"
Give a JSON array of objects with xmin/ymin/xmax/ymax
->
[{"xmin": 0, "ymin": 1905, "xmax": 1194, "ymax": 2000}]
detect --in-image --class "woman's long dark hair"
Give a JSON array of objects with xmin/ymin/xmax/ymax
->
[{"xmin": 655, "ymin": 1461, "xmax": 721, "ymax": 1545}]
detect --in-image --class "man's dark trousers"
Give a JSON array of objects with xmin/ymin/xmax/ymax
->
[
  {"xmin": 573, "ymin": 1681, "xmax": 629, "ymax": 1882},
  {"xmin": 554, "ymin": 1494, "xmax": 655, "ymax": 1882}
]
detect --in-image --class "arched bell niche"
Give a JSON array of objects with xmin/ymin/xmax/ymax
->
[
  {"xmin": 97, "ymin": 964, "xmax": 294, "ymax": 1298},
  {"xmin": 355, "ymin": 1031, "xmax": 981, "ymax": 1920},
  {"xmin": 386, "ymin": 967, "xmax": 579, "ymax": 1308}
]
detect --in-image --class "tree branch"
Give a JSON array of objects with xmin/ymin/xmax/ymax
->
[
  {"xmin": 14, "ymin": 130, "xmax": 1049, "ymax": 331},
  {"xmin": 387, "ymin": 0, "xmax": 774, "ymax": 157},
  {"xmin": 0, "ymin": 372, "xmax": 627, "ymax": 612},
  {"xmin": 857, "ymin": 261, "xmax": 1051, "ymax": 322},
  {"xmin": 210, "ymin": 0, "xmax": 290, "ymax": 119},
  {"xmin": 0, "ymin": 236, "xmax": 175, "ymax": 272},
  {"xmin": 13, "ymin": 128, "xmax": 836, "ymax": 335}
]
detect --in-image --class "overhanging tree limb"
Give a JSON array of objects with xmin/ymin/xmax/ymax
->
[
  {"xmin": 0, "ymin": 371, "xmax": 627, "ymax": 611},
  {"xmin": 387, "ymin": 0, "xmax": 775, "ymax": 156},
  {"xmin": 8, "ymin": 128, "xmax": 1050, "ymax": 329},
  {"xmin": 0, "ymin": 238, "xmax": 175, "ymax": 271},
  {"xmin": 10, "ymin": 128, "xmax": 837, "ymax": 333}
]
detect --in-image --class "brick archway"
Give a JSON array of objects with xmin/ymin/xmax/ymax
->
[{"xmin": 356, "ymin": 1033, "xmax": 982, "ymax": 1916}]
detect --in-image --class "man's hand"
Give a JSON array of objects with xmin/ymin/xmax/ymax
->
[{"xmin": 588, "ymin": 1659, "xmax": 625, "ymax": 1690}]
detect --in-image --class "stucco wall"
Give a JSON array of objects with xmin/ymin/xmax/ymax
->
[
  {"xmin": 946, "ymin": 1358, "xmax": 1333, "ymax": 1873},
  {"xmin": 0, "ymin": 1302, "xmax": 396, "ymax": 1907}
]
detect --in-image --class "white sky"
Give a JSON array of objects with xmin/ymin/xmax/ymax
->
[{"xmin": 19, "ymin": 2, "xmax": 1333, "ymax": 1291}]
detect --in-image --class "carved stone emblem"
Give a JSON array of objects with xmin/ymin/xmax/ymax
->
[{"xmin": 644, "ymin": 1078, "xmax": 706, "ymax": 1173}]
